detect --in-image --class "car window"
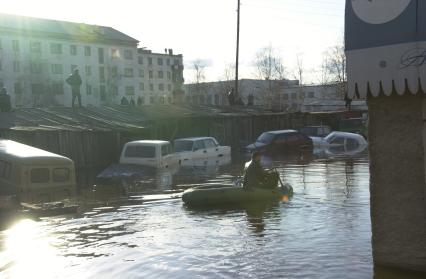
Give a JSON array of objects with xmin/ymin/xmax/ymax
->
[
  {"xmin": 286, "ymin": 133, "xmax": 299, "ymax": 143},
  {"xmin": 174, "ymin": 140, "xmax": 193, "ymax": 152},
  {"xmin": 330, "ymin": 137, "xmax": 345, "ymax": 145},
  {"xmin": 257, "ymin": 132, "xmax": 274, "ymax": 144},
  {"xmin": 31, "ymin": 168, "xmax": 50, "ymax": 183},
  {"xmin": 161, "ymin": 144, "xmax": 172, "ymax": 156},
  {"xmin": 125, "ymin": 145, "xmax": 156, "ymax": 158},
  {"xmin": 53, "ymin": 168, "xmax": 70, "ymax": 182},
  {"xmin": 204, "ymin": 139, "xmax": 217, "ymax": 148},
  {"xmin": 193, "ymin": 140, "xmax": 206, "ymax": 150},
  {"xmin": 273, "ymin": 134, "xmax": 287, "ymax": 144},
  {"xmin": 0, "ymin": 160, "xmax": 11, "ymax": 180},
  {"xmin": 346, "ymin": 138, "xmax": 359, "ymax": 149}
]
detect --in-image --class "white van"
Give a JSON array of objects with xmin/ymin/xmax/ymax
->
[
  {"xmin": 119, "ymin": 140, "xmax": 180, "ymax": 168},
  {"xmin": 0, "ymin": 140, "xmax": 76, "ymax": 203}
]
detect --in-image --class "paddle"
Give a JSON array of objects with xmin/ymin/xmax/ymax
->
[{"xmin": 273, "ymin": 167, "xmax": 293, "ymax": 196}]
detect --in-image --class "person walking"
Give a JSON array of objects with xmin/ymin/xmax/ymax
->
[{"xmin": 66, "ymin": 69, "xmax": 83, "ymax": 108}]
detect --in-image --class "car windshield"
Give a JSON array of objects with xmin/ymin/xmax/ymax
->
[
  {"xmin": 174, "ymin": 140, "xmax": 193, "ymax": 152},
  {"xmin": 257, "ymin": 132, "xmax": 274, "ymax": 144}
]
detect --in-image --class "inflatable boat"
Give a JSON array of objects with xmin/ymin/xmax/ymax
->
[{"xmin": 182, "ymin": 183, "xmax": 293, "ymax": 206}]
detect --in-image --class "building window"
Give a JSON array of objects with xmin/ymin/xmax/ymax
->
[
  {"xmin": 30, "ymin": 42, "xmax": 42, "ymax": 53},
  {"xmin": 70, "ymin": 45, "xmax": 77, "ymax": 55},
  {"xmin": 148, "ymin": 57, "xmax": 152, "ymax": 65},
  {"xmin": 150, "ymin": 96, "xmax": 154, "ymax": 104},
  {"xmin": 110, "ymin": 85, "xmax": 118, "ymax": 97},
  {"xmin": 139, "ymin": 83, "xmax": 144, "ymax": 90},
  {"xmin": 291, "ymin": 93, "xmax": 297, "ymax": 100},
  {"xmin": 13, "ymin": 61, "xmax": 20, "ymax": 73},
  {"xmin": 86, "ymin": 84, "xmax": 92, "ymax": 95},
  {"xmin": 31, "ymin": 83, "xmax": 43, "ymax": 95},
  {"xmin": 139, "ymin": 69, "xmax": 144, "ymax": 78},
  {"xmin": 30, "ymin": 62, "xmax": 42, "ymax": 74},
  {"xmin": 99, "ymin": 66, "xmax": 105, "ymax": 82},
  {"xmin": 14, "ymin": 82, "xmax": 22, "ymax": 95},
  {"xmin": 159, "ymin": 84, "xmax": 164, "ymax": 91},
  {"xmin": 50, "ymin": 43, "xmax": 62, "ymax": 54},
  {"xmin": 174, "ymin": 59, "xmax": 179, "ymax": 65},
  {"xmin": 158, "ymin": 71, "xmax": 164, "ymax": 79},
  {"xmin": 85, "ymin": 65, "xmax": 91, "ymax": 76},
  {"xmin": 308, "ymin": 92, "xmax": 315, "ymax": 98},
  {"xmin": 167, "ymin": 84, "xmax": 172, "ymax": 91},
  {"xmin": 167, "ymin": 71, "xmax": 171, "ymax": 80},
  {"xmin": 84, "ymin": 46, "xmax": 91, "ymax": 56},
  {"xmin": 98, "ymin": 48, "xmax": 104, "ymax": 64},
  {"xmin": 124, "ymin": 49, "xmax": 133, "ymax": 60},
  {"xmin": 139, "ymin": 96, "xmax": 145, "ymax": 105},
  {"xmin": 111, "ymin": 66, "xmax": 118, "ymax": 77},
  {"xmin": 51, "ymin": 64, "xmax": 63, "ymax": 74},
  {"xmin": 149, "ymin": 83, "xmax": 154, "ymax": 91},
  {"xmin": 52, "ymin": 82, "xmax": 64, "ymax": 95},
  {"xmin": 157, "ymin": 58, "xmax": 163, "ymax": 65},
  {"xmin": 166, "ymin": 58, "xmax": 170, "ymax": 66},
  {"xmin": 124, "ymin": 68, "xmax": 134, "ymax": 77},
  {"xmin": 125, "ymin": 86, "xmax": 135, "ymax": 96},
  {"xmin": 111, "ymin": 49, "xmax": 119, "ymax": 59},
  {"xmin": 12, "ymin": 40, "xmax": 19, "ymax": 52},
  {"xmin": 138, "ymin": 56, "xmax": 143, "ymax": 65},
  {"xmin": 282, "ymin": 94, "xmax": 288, "ymax": 100},
  {"xmin": 149, "ymin": 71, "xmax": 153, "ymax": 79},
  {"xmin": 100, "ymin": 85, "xmax": 106, "ymax": 101}
]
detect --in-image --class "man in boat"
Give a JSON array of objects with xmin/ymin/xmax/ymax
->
[{"xmin": 243, "ymin": 151, "xmax": 278, "ymax": 190}]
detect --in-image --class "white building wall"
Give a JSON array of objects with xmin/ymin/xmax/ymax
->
[{"xmin": 0, "ymin": 28, "xmax": 182, "ymax": 108}]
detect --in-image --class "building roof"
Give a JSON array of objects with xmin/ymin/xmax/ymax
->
[{"xmin": 0, "ymin": 13, "xmax": 139, "ymax": 45}]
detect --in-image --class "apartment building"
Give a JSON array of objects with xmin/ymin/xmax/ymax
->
[{"xmin": 0, "ymin": 13, "xmax": 184, "ymax": 108}]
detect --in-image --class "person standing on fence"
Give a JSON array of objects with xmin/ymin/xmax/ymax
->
[{"xmin": 66, "ymin": 69, "xmax": 83, "ymax": 108}]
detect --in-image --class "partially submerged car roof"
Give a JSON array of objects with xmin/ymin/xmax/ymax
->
[
  {"xmin": 125, "ymin": 140, "xmax": 170, "ymax": 146},
  {"xmin": 174, "ymin": 137, "xmax": 216, "ymax": 141},
  {"xmin": 264, "ymin": 129, "xmax": 298, "ymax": 135}
]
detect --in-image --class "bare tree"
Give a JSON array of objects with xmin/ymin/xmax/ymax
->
[
  {"xmin": 324, "ymin": 45, "xmax": 346, "ymax": 83},
  {"xmin": 323, "ymin": 44, "xmax": 347, "ymax": 98},
  {"xmin": 294, "ymin": 53, "xmax": 304, "ymax": 85},
  {"xmin": 253, "ymin": 45, "xmax": 285, "ymax": 80},
  {"xmin": 192, "ymin": 59, "xmax": 207, "ymax": 84}
]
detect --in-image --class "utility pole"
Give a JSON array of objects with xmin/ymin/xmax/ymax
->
[{"xmin": 235, "ymin": 0, "xmax": 240, "ymax": 99}]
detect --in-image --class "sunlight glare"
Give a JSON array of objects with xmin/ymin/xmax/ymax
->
[{"xmin": 3, "ymin": 219, "xmax": 64, "ymax": 279}]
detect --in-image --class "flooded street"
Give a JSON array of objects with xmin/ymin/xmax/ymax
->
[{"xmin": 0, "ymin": 152, "xmax": 419, "ymax": 278}]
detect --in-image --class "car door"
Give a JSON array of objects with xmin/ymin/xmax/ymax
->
[
  {"xmin": 192, "ymin": 139, "xmax": 208, "ymax": 159},
  {"xmin": 272, "ymin": 133, "xmax": 286, "ymax": 151},
  {"xmin": 204, "ymin": 138, "xmax": 219, "ymax": 158}
]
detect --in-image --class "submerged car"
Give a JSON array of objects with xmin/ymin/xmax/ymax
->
[
  {"xmin": 300, "ymin": 125, "xmax": 332, "ymax": 147},
  {"xmin": 119, "ymin": 140, "xmax": 180, "ymax": 168},
  {"xmin": 245, "ymin": 130, "xmax": 313, "ymax": 154},
  {"xmin": 173, "ymin": 137, "xmax": 231, "ymax": 162}
]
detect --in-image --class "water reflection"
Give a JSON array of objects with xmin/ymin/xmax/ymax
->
[{"xmin": 1, "ymin": 150, "xmax": 424, "ymax": 278}]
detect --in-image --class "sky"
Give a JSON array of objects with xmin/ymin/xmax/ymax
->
[{"xmin": 1, "ymin": 0, "xmax": 345, "ymax": 84}]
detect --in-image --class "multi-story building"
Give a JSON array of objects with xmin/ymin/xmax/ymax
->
[
  {"xmin": 137, "ymin": 48, "xmax": 184, "ymax": 105},
  {"xmin": 0, "ymin": 13, "xmax": 184, "ymax": 108}
]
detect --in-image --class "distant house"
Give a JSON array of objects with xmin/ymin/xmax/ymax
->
[
  {"xmin": 0, "ymin": 13, "xmax": 183, "ymax": 108},
  {"xmin": 184, "ymin": 79, "xmax": 360, "ymax": 112}
]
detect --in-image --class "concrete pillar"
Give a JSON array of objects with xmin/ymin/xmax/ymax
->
[{"xmin": 368, "ymin": 94, "xmax": 426, "ymax": 272}]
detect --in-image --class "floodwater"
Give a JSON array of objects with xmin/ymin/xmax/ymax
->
[{"xmin": 0, "ymin": 151, "xmax": 424, "ymax": 278}]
